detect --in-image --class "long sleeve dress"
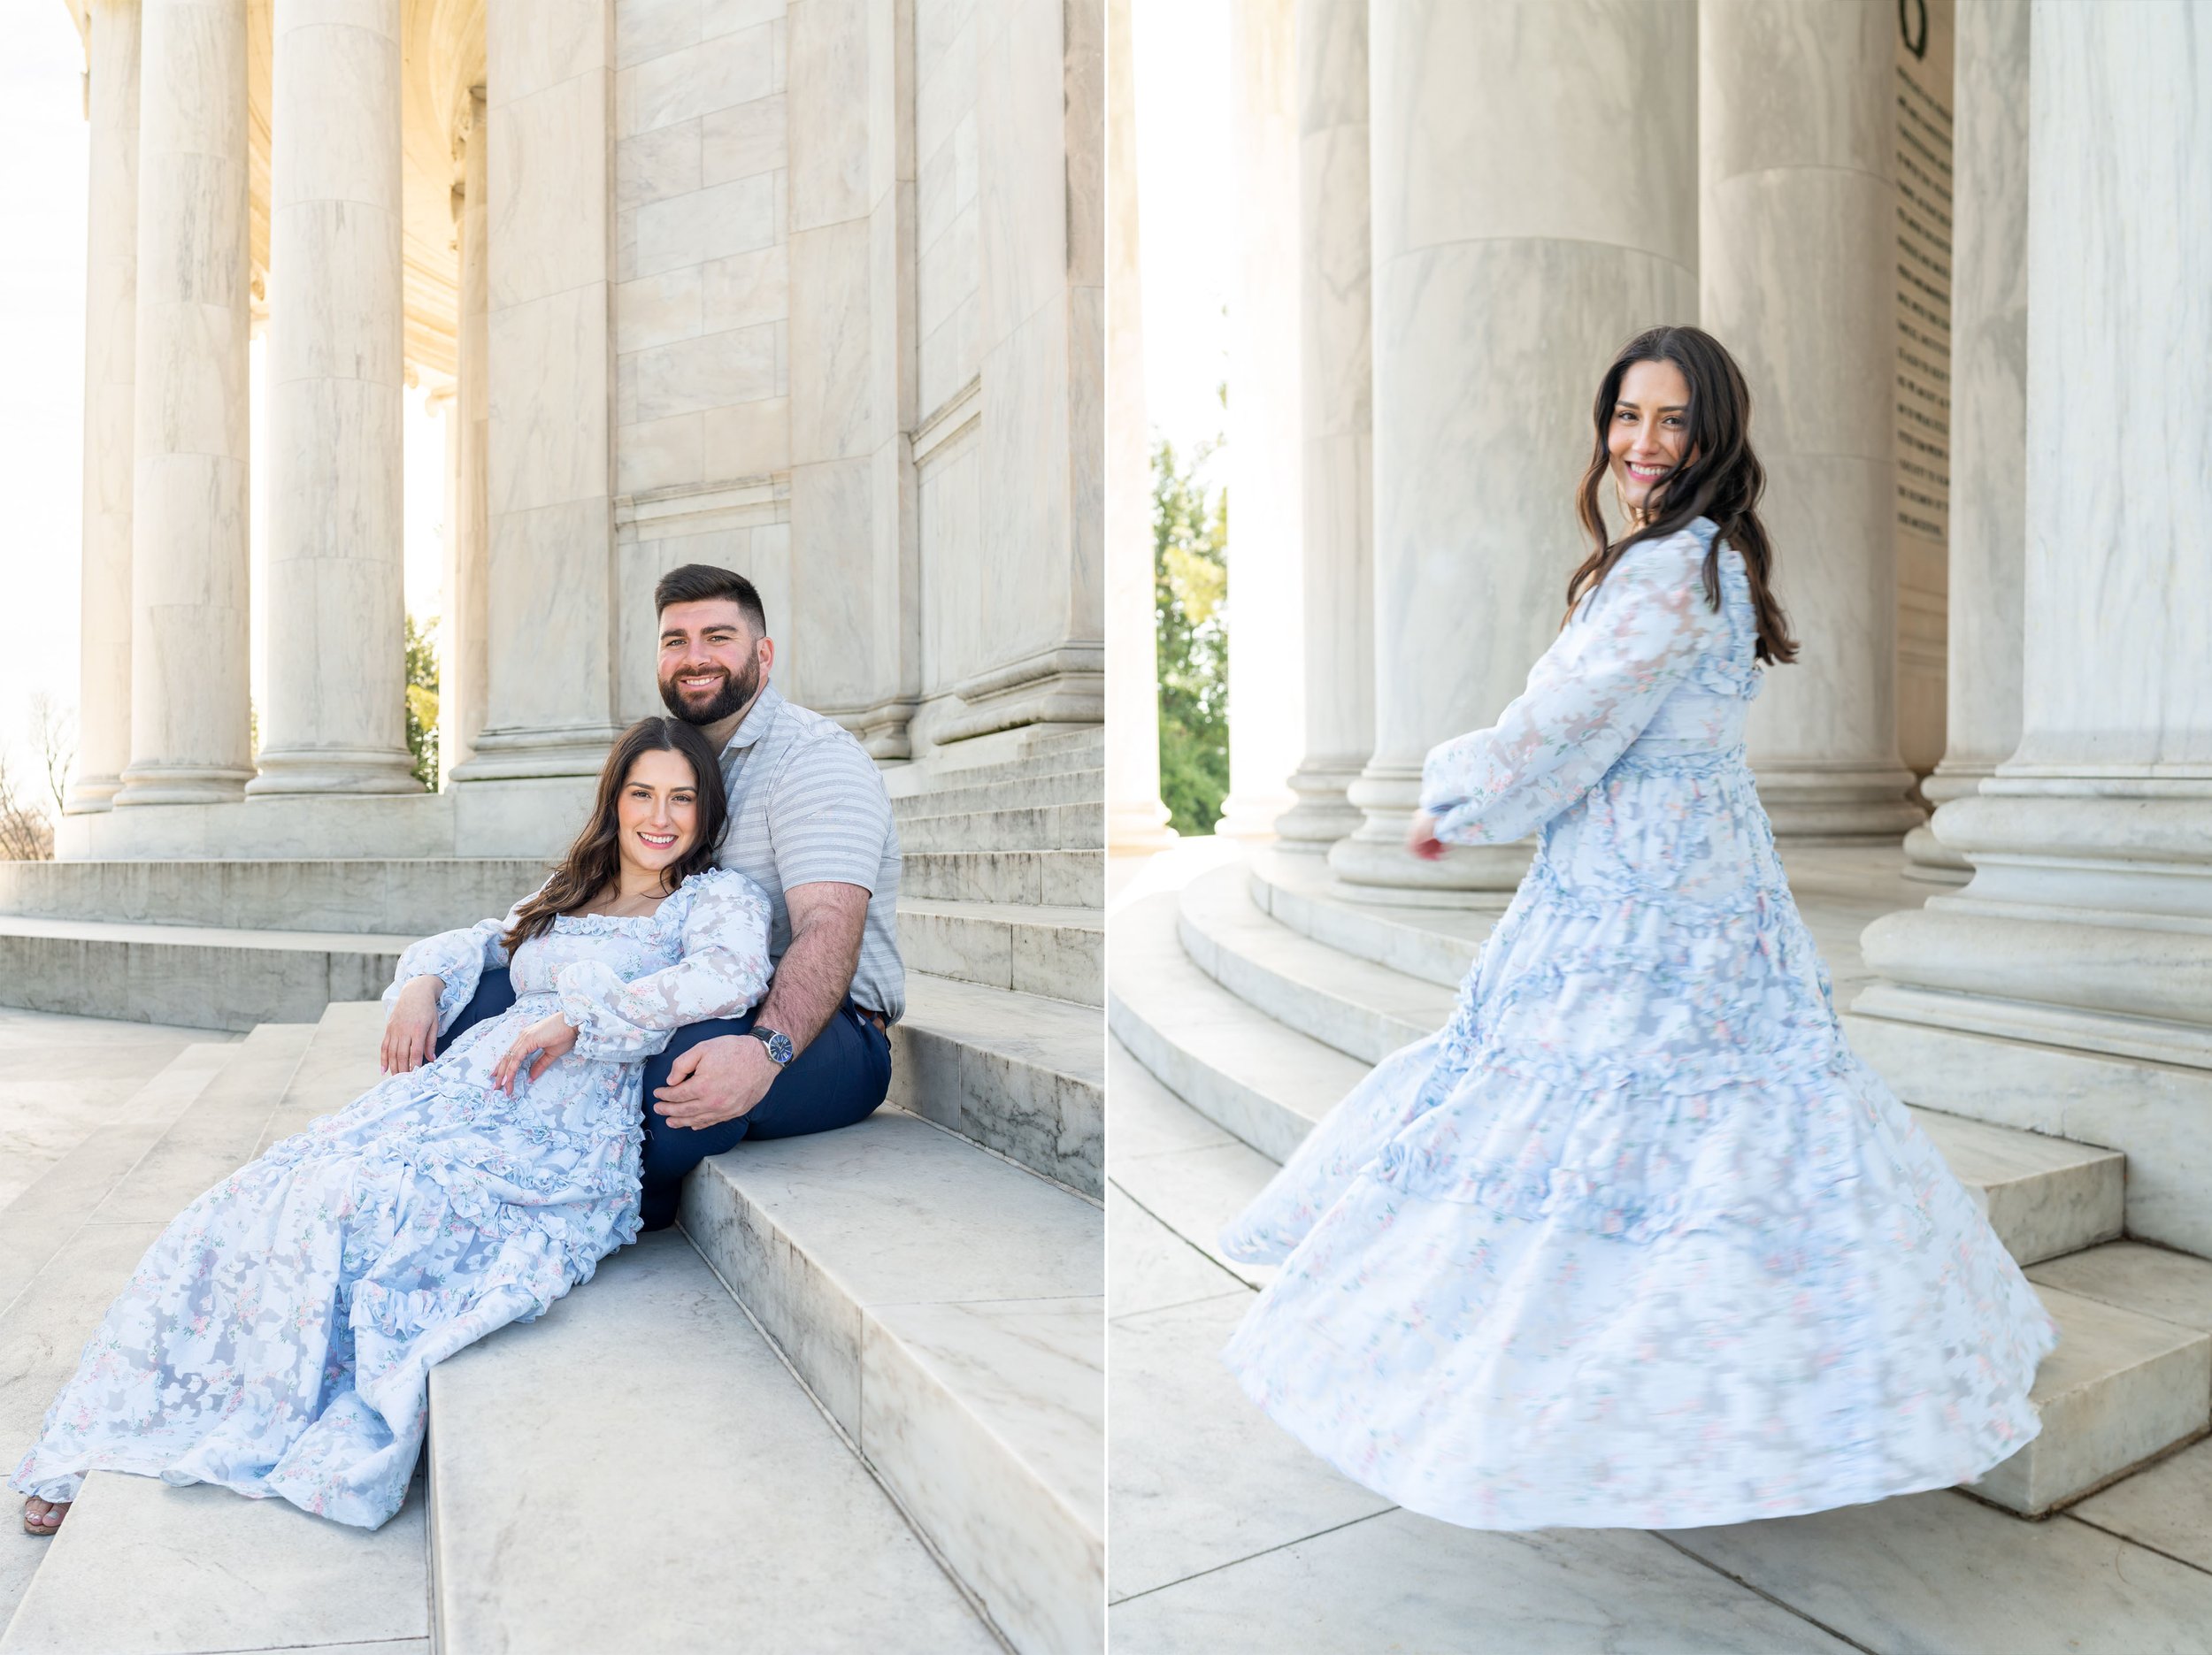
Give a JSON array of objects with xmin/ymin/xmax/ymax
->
[
  {"xmin": 1217, "ymin": 519, "xmax": 2056, "ymax": 1532},
  {"xmin": 10, "ymin": 866, "xmax": 772, "ymax": 1529}
]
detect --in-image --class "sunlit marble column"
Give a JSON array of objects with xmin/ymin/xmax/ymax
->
[
  {"xmin": 250, "ymin": 0, "xmax": 417, "ymax": 794},
  {"xmin": 1851, "ymin": 1, "xmax": 2212, "ymax": 1253},
  {"xmin": 1903, "ymin": 0, "xmax": 2028, "ymax": 880},
  {"xmin": 1272, "ymin": 0, "xmax": 1371, "ymax": 852},
  {"xmin": 1329, "ymin": 0, "xmax": 1697, "ymax": 894},
  {"xmin": 67, "ymin": 0, "xmax": 142, "ymax": 815},
  {"xmin": 1105, "ymin": 0, "xmax": 1173, "ymax": 849},
  {"xmin": 442, "ymin": 87, "xmax": 490, "ymax": 784},
  {"xmin": 1700, "ymin": 0, "xmax": 1923, "ymax": 839},
  {"xmin": 1216, "ymin": 0, "xmax": 1304, "ymax": 840},
  {"xmin": 115, "ymin": 0, "xmax": 255, "ymax": 807}
]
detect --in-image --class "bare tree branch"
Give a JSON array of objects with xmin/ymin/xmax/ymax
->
[
  {"xmin": 28, "ymin": 693, "xmax": 75, "ymax": 818},
  {"xmin": 0, "ymin": 751, "xmax": 55, "ymax": 861}
]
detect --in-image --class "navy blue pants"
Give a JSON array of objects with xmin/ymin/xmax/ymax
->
[{"xmin": 437, "ymin": 969, "xmax": 892, "ymax": 1232}]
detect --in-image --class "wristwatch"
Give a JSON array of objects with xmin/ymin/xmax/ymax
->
[{"xmin": 749, "ymin": 1027, "xmax": 795, "ymax": 1068}]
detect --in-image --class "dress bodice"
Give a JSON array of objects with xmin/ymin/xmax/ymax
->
[{"xmin": 506, "ymin": 910, "xmax": 685, "ymax": 998}]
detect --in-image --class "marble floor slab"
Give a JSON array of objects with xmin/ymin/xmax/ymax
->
[
  {"xmin": 1664, "ymin": 1490, "xmax": 2212, "ymax": 1654},
  {"xmin": 1111, "ymin": 1508, "xmax": 1858, "ymax": 1653},
  {"xmin": 1107, "ymin": 1184, "xmax": 1245, "ymax": 1319},
  {"xmin": 0, "ymin": 1006, "xmax": 233, "ymax": 1211},
  {"xmin": 2072, "ymin": 1435, "xmax": 2212, "ymax": 1574}
]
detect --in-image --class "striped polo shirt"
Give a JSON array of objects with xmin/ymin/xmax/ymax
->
[{"xmin": 713, "ymin": 680, "xmax": 905, "ymax": 1023}]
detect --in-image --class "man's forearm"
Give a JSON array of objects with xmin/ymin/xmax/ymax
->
[{"xmin": 752, "ymin": 919, "xmax": 863, "ymax": 1054}]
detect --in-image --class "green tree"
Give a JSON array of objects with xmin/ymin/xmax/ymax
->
[
  {"xmin": 1154, "ymin": 434, "xmax": 1229, "ymax": 835},
  {"xmin": 404, "ymin": 613, "xmax": 441, "ymax": 790}
]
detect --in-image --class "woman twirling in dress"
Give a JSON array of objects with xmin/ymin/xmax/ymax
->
[
  {"xmin": 1218, "ymin": 325, "xmax": 2055, "ymax": 1531},
  {"xmin": 16, "ymin": 717, "xmax": 772, "ymax": 1534}
]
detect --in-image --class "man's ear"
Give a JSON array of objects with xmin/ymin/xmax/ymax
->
[{"xmin": 757, "ymin": 634, "xmax": 776, "ymax": 674}]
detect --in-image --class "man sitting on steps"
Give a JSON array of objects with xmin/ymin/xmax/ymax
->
[{"xmin": 441, "ymin": 563, "xmax": 903, "ymax": 1230}]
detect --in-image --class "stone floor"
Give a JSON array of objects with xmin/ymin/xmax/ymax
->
[
  {"xmin": 1105, "ymin": 837, "xmax": 2212, "ymax": 1654},
  {"xmin": 0, "ymin": 1007, "xmax": 234, "ymax": 1210}
]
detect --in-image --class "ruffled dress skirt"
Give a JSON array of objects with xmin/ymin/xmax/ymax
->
[
  {"xmin": 10, "ymin": 998, "xmax": 644, "ymax": 1529},
  {"xmin": 1218, "ymin": 748, "xmax": 2056, "ymax": 1531}
]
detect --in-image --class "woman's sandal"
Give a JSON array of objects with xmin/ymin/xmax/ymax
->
[{"xmin": 20, "ymin": 1497, "xmax": 68, "ymax": 1536}]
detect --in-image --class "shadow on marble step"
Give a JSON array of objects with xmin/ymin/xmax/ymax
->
[
  {"xmin": 1176, "ymin": 863, "xmax": 1449, "ymax": 1065},
  {"xmin": 900, "ymin": 804, "xmax": 1104, "ymax": 854},
  {"xmin": 895, "ymin": 973, "xmax": 1103, "ymax": 1198},
  {"xmin": 0, "ymin": 1474, "xmax": 426, "ymax": 1655},
  {"xmin": 0, "ymin": 858, "xmax": 546, "ymax": 937},
  {"xmin": 0, "ymin": 916, "xmax": 405, "ymax": 1033},
  {"xmin": 893, "ymin": 766, "xmax": 1103, "ymax": 821},
  {"xmin": 902, "ymin": 848, "xmax": 1104, "ymax": 907},
  {"xmin": 898, "ymin": 901, "xmax": 1103, "ymax": 1007},
  {"xmin": 680, "ymin": 1113, "xmax": 1102, "ymax": 1655},
  {"xmin": 426, "ymin": 1230, "xmax": 1000, "ymax": 1655}
]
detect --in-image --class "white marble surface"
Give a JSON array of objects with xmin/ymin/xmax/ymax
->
[
  {"xmin": 1333, "ymin": 0, "xmax": 1696, "ymax": 890},
  {"xmin": 1217, "ymin": 0, "xmax": 1303, "ymax": 840},
  {"xmin": 442, "ymin": 88, "xmax": 491, "ymax": 782},
  {"xmin": 118, "ymin": 0, "xmax": 255, "ymax": 808},
  {"xmin": 2073, "ymin": 1435, "xmax": 2212, "ymax": 1575},
  {"xmin": 254, "ymin": 0, "xmax": 416, "ymax": 797},
  {"xmin": 1700, "ymin": 0, "xmax": 1921, "ymax": 839},
  {"xmin": 69, "ymin": 0, "xmax": 141, "ymax": 816},
  {"xmin": 1920, "ymin": 0, "xmax": 2030, "ymax": 808},
  {"xmin": 1276, "ymin": 0, "xmax": 1371, "ymax": 850}
]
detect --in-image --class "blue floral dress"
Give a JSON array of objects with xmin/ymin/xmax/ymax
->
[
  {"xmin": 11, "ymin": 866, "xmax": 772, "ymax": 1529},
  {"xmin": 1219, "ymin": 520, "xmax": 2056, "ymax": 1531}
]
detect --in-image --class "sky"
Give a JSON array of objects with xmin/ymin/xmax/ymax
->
[
  {"xmin": 0, "ymin": 10, "xmax": 449, "ymax": 808},
  {"xmin": 1131, "ymin": 0, "xmax": 1233, "ymax": 465}
]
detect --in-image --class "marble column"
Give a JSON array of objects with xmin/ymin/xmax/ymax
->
[
  {"xmin": 114, "ymin": 0, "xmax": 255, "ymax": 807},
  {"xmin": 1853, "ymin": 0, "xmax": 2212, "ymax": 1253},
  {"xmin": 1903, "ymin": 0, "xmax": 2028, "ymax": 880},
  {"xmin": 1104, "ymin": 0, "xmax": 1172, "ymax": 850},
  {"xmin": 442, "ymin": 86, "xmax": 490, "ymax": 783},
  {"xmin": 67, "ymin": 0, "xmax": 142, "ymax": 815},
  {"xmin": 1216, "ymin": 0, "xmax": 1304, "ymax": 840},
  {"xmin": 250, "ymin": 0, "xmax": 418, "ymax": 795},
  {"xmin": 1329, "ymin": 0, "xmax": 1698, "ymax": 894},
  {"xmin": 1700, "ymin": 0, "xmax": 1923, "ymax": 839},
  {"xmin": 1272, "ymin": 0, "xmax": 1371, "ymax": 851},
  {"xmin": 451, "ymin": 2, "xmax": 625, "ymax": 783}
]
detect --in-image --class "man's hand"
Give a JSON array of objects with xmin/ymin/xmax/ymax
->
[
  {"xmin": 653, "ymin": 1032, "xmax": 780, "ymax": 1131},
  {"xmin": 380, "ymin": 976, "xmax": 444, "ymax": 1075},
  {"xmin": 1406, "ymin": 809, "xmax": 1448, "ymax": 862}
]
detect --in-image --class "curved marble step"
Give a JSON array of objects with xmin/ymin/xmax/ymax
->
[
  {"xmin": 683, "ymin": 1111, "xmax": 1103, "ymax": 1655},
  {"xmin": 895, "ymin": 972, "xmax": 1103, "ymax": 1196},
  {"xmin": 900, "ymin": 900, "xmax": 1102, "ymax": 1007}
]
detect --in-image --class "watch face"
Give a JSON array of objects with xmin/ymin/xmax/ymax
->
[{"xmin": 760, "ymin": 1029, "xmax": 795, "ymax": 1066}]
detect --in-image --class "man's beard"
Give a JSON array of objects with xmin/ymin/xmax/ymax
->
[{"xmin": 659, "ymin": 657, "xmax": 759, "ymax": 726}]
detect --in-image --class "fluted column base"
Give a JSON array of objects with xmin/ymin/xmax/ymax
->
[
  {"xmin": 246, "ymin": 745, "xmax": 424, "ymax": 797},
  {"xmin": 1109, "ymin": 801, "xmax": 1177, "ymax": 853},
  {"xmin": 114, "ymin": 762, "xmax": 255, "ymax": 807},
  {"xmin": 1271, "ymin": 759, "xmax": 1364, "ymax": 852},
  {"xmin": 64, "ymin": 776, "xmax": 123, "ymax": 815},
  {"xmin": 447, "ymin": 724, "xmax": 631, "ymax": 785},
  {"xmin": 1901, "ymin": 762, "xmax": 1989, "ymax": 881},
  {"xmin": 1750, "ymin": 761, "xmax": 1926, "ymax": 840},
  {"xmin": 1324, "ymin": 763, "xmax": 1529, "ymax": 907}
]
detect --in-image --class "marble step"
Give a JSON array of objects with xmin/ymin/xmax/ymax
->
[
  {"xmin": 895, "ymin": 972, "xmax": 1104, "ymax": 1197},
  {"xmin": 426, "ymin": 1230, "xmax": 999, "ymax": 1654},
  {"xmin": 894, "ymin": 766, "xmax": 1104, "ymax": 821},
  {"xmin": 1177, "ymin": 862, "xmax": 1448, "ymax": 1064},
  {"xmin": 883, "ymin": 729, "xmax": 1105, "ymax": 801},
  {"xmin": 1114, "ymin": 888, "xmax": 2126, "ymax": 1266},
  {"xmin": 0, "ymin": 913, "xmax": 406, "ymax": 1031},
  {"xmin": 1248, "ymin": 847, "xmax": 1490, "ymax": 988},
  {"xmin": 0, "ymin": 856, "xmax": 544, "ymax": 938},
  {"xmin": 681, "ymin": 1111, "xmax": 1103, "ymax": 1655},
  {"xmin": 902, "ymin": 847, "xmax": 1103, "ymax": 908},
  {"xmin": 0, "ymin": 1023, "xmax": 436, "ymax": 1653},
  {"xmin": 898, "ymin": 900, "xmax": 1103, "ymax": 1007},
  {"xmin": 899, "ymin": 802, "xmax": 1104, "ymax": 854}
]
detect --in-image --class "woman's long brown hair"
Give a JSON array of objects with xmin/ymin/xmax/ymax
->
[
  {"xmin": 502, "ymin": 717, "xmax": 729, "ymax": 953},
  {"xmin": 1567, "ymin": 326, "xmax": 1799, "ymax": 665}
]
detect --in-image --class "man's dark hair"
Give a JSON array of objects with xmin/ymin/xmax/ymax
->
[{"xmin": 655, "ymin": 563, "xmax": 767, "ymax": 634}]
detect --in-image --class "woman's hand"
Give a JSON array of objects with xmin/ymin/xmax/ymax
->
[
  {"xmin": 380, "ymin": 976, "xmax": 445, "ymax": 1075},
  {"xmin": 1406, "ymin": 809, "xmax": 1447, "ymax": 862},
  {"xmin": 490, "ymin": 1013, "xmax": 579, "ymax": 1094}
]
